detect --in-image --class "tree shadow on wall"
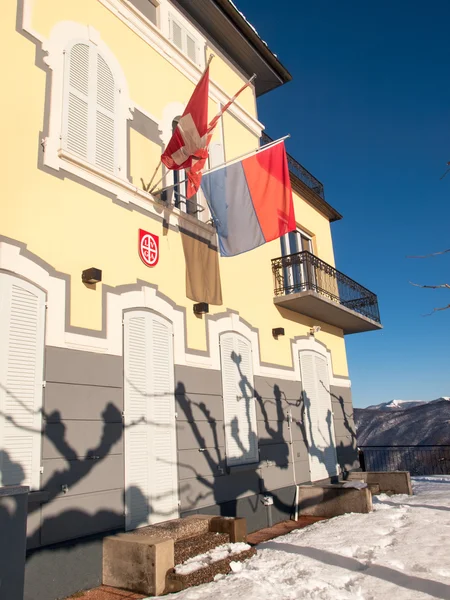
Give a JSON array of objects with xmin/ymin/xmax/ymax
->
[{"xmin": 175, "ymin": 347, "xmax": 311, "ymax": 526}]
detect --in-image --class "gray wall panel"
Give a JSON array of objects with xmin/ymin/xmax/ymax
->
[
  {"xmin": 330, "ymin": 386, "xmax": 358, "ymax": 472},
  {"xmin": 259, "ymin": 460, "xmax": 310, "ymax": 491},
  {"xmin": 258, "ymin": 419, "xmax": 305, "ymax": 445},
  {"xmin": 40, "ymin": 490, "xmax": 124, "ymax": 546},
  {"xmin": 177, "ymin": 419, "xmax": 225, "ymax": 450},
  {"xmin": 179, "ymin": 469, "xmax": 261, "ymax": 511},
  {"xmin": 181, "ymin": 484, "xmax": 298, "ymax": 533},
  {"xmin": 335, "ymin": 435, "xmax": 359, "ymax": 471},
  {"xmin": 43, "ymin": 422, "xmax": 123, "ymax": 460},
  {"xmin": 330, "ymin": 385, "xmax": 352, "ymax": 406},
  {"xmin": 45, "ymin": 346, "xmax": 123, "ymax": 388},
  {"xmin": 175, "ymin": 393, "xmax": 224, "ymax": 423},
  {"xmin": 333, "ymin": 417, "xmax": 356, "ymax": 440},
  {"xmin": 44, "ymin": 383, "xmax": 123, "ymax": 420},
  {"xmin": 254, "ymin": 375, "xmax": 302, "ymax": 401},
  {"xmin": 175, "ymin": 365, "xmax": 222, "ymax": 395},
  {"xmin": 25, "ymin": 533, "xmax": 107, "ymax": 600},
  {"xmin": 41, "ymin": 454, "xmax": 123, "ymax": 497},
  {"xmin": 258, "ymin": 442, "xmax": 290, "ymax": 467},
  {"xmin": 177, "ymin": 448, "xmax": 226, "ymax": 480}
]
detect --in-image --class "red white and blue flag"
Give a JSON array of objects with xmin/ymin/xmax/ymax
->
[{"xmin": 201, "ymin": 141, "xmax": 296, "ymax": 257}]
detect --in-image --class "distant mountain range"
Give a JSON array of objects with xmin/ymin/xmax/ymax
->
[{"xmin": 354, "ymin": 397, "xmax": 450, "ymax": 446}]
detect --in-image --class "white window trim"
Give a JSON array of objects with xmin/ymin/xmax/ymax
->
[
  {"xmin": 43, "ymin": 22, "xmax": 133, "ymax": 180},
  {"xmin": 0, "ymin": 239, "xmax": 352, "ymax": 390},
  {"xmin": 20, "ymin": 0, "xmax": 263, "ymax": 138},
  {"xmin": 167, "ymin": 10, "xmax": 203, "ymax": 67},
  {"xmin": 98, "ymin": 0, "xmax": 262, "ymax": 135}
]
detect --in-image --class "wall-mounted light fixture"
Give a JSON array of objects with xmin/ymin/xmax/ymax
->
[
  {"xmin": 272, "ymin": 327, "xmax": 285, "ymax": 339},
  {"xmin": 310, "ymin": 325, "xmax": 321, "ymax": 336},
  {"xmin": 193, "ymin": 302, "xmax": 209, "ymax": 315},
  {"xmin": 82, "ymin": 267, "xmax": 102, "ymax": 284}
]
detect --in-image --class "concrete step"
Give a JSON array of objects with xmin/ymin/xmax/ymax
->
[
  {"xmin": 127, "ymin": 514, "xmax": 213, "ymax": 543},
  {"xmin": 166, "ymin": 546, "xmax": 256, "ymax": 593},
  {"xmin": 174, "ymin": 532, "xmax": 230, "ymax": 565},
  {"xmin": 103, "ymin": 515, "xmax": 248, "ymax": 596}
]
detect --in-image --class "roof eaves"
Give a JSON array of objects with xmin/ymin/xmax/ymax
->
[{"xmin": 214, "ymin": 0, "xmax": 292, "ymax": 90}]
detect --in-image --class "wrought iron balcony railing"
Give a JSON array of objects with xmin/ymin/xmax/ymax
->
[
  {"xmin": 261, "ymin": 133, "xmax": 325, "ymax": 199},
  {"xmin": 272, "ymin": 251, "xmax": 381, "ymax": 324}
]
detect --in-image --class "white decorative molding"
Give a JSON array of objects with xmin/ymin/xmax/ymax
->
[
  {"xmin": 42, "ymin": 21, "xmax": 133, "ymax": 179},
  {"xmin": 98, "ymin": 0, "xmax": 264, "ymax": 136},
  {"xmin": 0, "ymin": 239, "xmax": 350, "ymax": 387}
]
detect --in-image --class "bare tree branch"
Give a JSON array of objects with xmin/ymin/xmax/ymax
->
[
  {"xmin": 407, "ymin": 249, "xmax": 450, "ymax": 259},
  {"xmin": 423, "ymin": 303, "xmax": 450, "ymax": 317},
  {"xmin": 409, "ymin": 281, "xmax": 450, "ymax": 290},
  {"xmin": 440, "ymin": 165, "xmax": 450, "ymax": 180}
]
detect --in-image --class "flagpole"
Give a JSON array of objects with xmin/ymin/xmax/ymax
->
[
  {"xmin": 143, "ymin": 54, "xmax": 216, "ymax": 194},
  {"xmin": 152, "ymin": 134, "xmax": 290, "ymax": 196}
]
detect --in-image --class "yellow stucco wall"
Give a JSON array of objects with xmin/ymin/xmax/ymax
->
[{"xmin": 1, "ymin": 0, "xmax": 349, "ymax": 377}]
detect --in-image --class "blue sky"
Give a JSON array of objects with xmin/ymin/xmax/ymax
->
[{"xmin": 236, "ymin": 0, "xmax": 450, "ymax": 407}]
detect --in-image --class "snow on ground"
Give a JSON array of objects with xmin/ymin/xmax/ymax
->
[
  {"xmin": 154, "ymin": 477, "xmax": 450, "ymax": 600},
  {"xmin": 175, "ymin": 543, "xmax": 251, "ymax": 575}
]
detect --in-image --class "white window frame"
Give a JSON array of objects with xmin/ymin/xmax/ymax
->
[
  {"xmin": 42, "ymin": 22, "xmax": 132, "ymax": 182},
  {"xmin": 167, "ymin": 10, "xmax": 203, "ymax": 67}
]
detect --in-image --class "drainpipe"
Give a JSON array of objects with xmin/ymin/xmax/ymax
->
[{"xmin": 288, "ymin": 409, "xmax": 299, "ymax": 521}]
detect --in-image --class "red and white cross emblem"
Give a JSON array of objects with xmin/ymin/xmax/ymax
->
[{"xmin": 138, "ymin": 229, "xmax": 159, "ymax": 267}]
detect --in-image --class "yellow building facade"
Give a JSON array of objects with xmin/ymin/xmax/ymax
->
[{"xmin": 0, "ymin": 1, "xmax": 381, "ymax": 598}]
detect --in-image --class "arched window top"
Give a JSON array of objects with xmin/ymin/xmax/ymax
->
[{"xmin": 63, "ymin": 40, "xmax": 118, "ymax": 174}]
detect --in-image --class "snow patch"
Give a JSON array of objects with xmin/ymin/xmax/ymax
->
[
  {"xmin": 158, "ymin": 476, "xmax": 450, "ymax": 600},
  {"xmin": 342, "ymin": 480, "xmax": 368, "ymax": 489},
  {"xmin": 174, "ymin": 542, "xmax": 251, "ymax": 575}
]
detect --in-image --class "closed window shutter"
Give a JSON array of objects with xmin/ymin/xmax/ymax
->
[
  {"xmin": 124, "ymin": 313, "xmax": 151, "ymax": 530},
  {"xmin": 314, "ymin": 354, "xmax": 337, "ymax": 477},
  {"xmin": 66, "ymin": 43, "xmax": 90, "ymax": 159},
  {"xmin": 150, "ymin": 316, "xmax": 178, "ymax": 521},
  {"xmin": 220, "ymin": 333, "xmax": 258, "ymax": 466},
  {"xmin": 124, "ymin": 311, "xmax": 178, "ymax": 530},
  {"xmin": 299, "ymin": 351, "xmax": 337, "ymax": 480},
  {"xmin": 64, "ymin": 43, "xmax": 117, "ymax": 174},
  {"xmin": 0, "ymin": 275, "xmax": 45, "ymax": 490},
  {"xmin": 95, "ymin": 54, "xmax": 116, "ymax": 173},
  {"xmin": 186, "ymin": 33, "xmax": 196, "ymax": 63}
]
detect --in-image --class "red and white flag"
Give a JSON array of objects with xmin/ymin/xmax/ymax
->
[
  {"xmin": 186, "ymin": 78, "xmax": 254, "ymax": 197},
  {"xmin": 161, "ymin": 67, "xmax": 210, "ymax": 171},
  {"xmin": 161, "ymin": 64, "xmax": 255, "ymax": 199}
]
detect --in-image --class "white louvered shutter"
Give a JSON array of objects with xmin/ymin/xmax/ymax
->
[
  {"xmin": 299, "ymin": 351, "xmax": 337, "ymax": 481},
  {"xmin": 95, "ymin": 54, "xmax": 116, "ymax": 173},
  {"xmin": 124, "ymin": 313, "xmax": 151, "ymax": 530},
  {"xmin": 124, "ymin": 311, "xmax": 178, "ymax": 530},
  {"xmin": 0, "ymin": 275, "xmax": 45, "ymax": 490},
  {"xmin": 66, "ymin": 43, "xmax": 90, "ymax": 160},
  {"xmin": 64, "ymin": 43, "xmax": 117, "ymax": 174},
  {"xmin": 149, "ymin": 315, "xmax": 178, "ymax": 522},
  {"xmin": 220, "ymin": 333, "xmax": 258, "ymax": 466}
]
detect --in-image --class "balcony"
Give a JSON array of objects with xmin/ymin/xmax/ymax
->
[{"xmin": 272, "ymin": 251, "xmax": 382, "ymax": 334}]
